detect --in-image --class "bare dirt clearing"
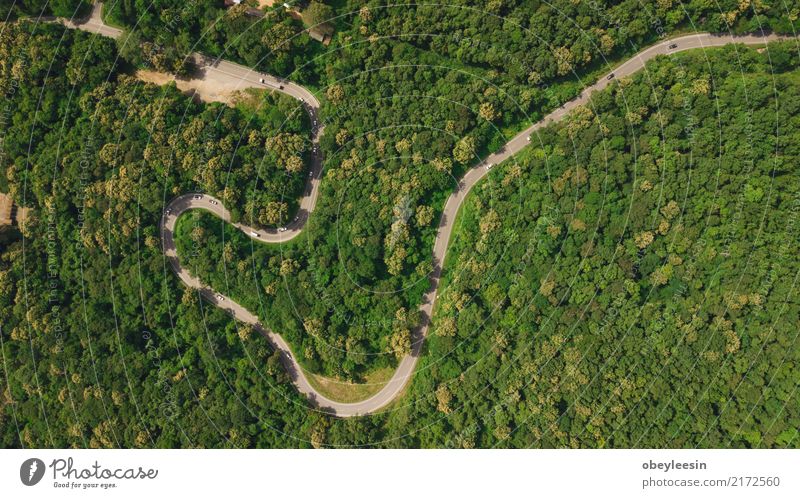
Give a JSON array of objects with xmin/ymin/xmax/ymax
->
[{"xmin": 136, "ymin": 70, "xmax": 241, "ymax": 104}]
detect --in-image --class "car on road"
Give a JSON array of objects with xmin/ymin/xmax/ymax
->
[
  {"xmin": 668, "ymin": 43, "xmax": 678, "ymax": 49},
  {"xmin": 607, "ymin": 73, "xmax": 615, "ymax": 80},
  {"xmin": 485, "ymin": 163, "xmax": 494, "ymax": 170},
  {"xmin": 278, "ymin": 227, "xmax": 287, "ymax": 232},
  {"xmin": 259, "ymin": 78, "xmax": 265, "ymax": 84},
  {"xmin": 251, "ymin": 231, "xmax": 260, "ymax": 237},
  {"xmin": 210, "ymin": 200, "xmax": 218, "ymax": 205},
  {"xmin": 166, "ymin": 208, "xmax": 171, "ymax": 215},
  {"xmin": 193, "ymin": 195, "xmax": 202, "ymax": 200},
  {"xmin": 293, "ymin": 216, "xmax": 299, "ymax": 222},
  {"xmin": 309, "ymin": 171, "xmax": 313, "ymax": 177},
  {"xmin": 216, "ymin": 295, "xmax": 224, "ymax": 301},
  {"xmin": 527, "ymin": 135, "xmax": 531, "ymax": 142}
]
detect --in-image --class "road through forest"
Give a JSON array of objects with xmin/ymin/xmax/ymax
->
[{"xmin": 58, "ymin": 4, "xmax": 788, "ymax": 416}]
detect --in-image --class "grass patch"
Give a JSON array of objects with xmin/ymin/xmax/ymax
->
[{"xmin": 306, "ymin": 366, "xmax": 394, "ymax": 404}]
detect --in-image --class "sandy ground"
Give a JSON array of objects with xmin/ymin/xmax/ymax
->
[
  {"xmin": 0, "ymin": 193, "xmax": 12, "ymax": 226},
  {"xmin": 136, "ymin": 69, "xmax": 245, "ymax": 104},
  {"xmin": 258, "ymin": 0, "xmax": 277, "ymax": 7}
]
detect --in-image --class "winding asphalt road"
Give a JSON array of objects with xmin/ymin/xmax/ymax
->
[{"xmin": 59, "ymin": 6, "xmax": 788, "ymax": 416}]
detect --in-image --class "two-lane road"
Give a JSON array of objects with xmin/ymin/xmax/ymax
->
[{"xmin": 57, "ymin": 7, "xmax": 790, "ymax": 416}]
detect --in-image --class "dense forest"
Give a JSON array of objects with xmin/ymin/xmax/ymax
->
[
  {"xmin": 172, "ymin": 33, "xmax": 523, "ymax": 379},
  {"xmin": 164, "ymin": 0, "xmax": 800, "ymax": 381},
  {"xmin": 1, "ymin": 1, "xmax": 799, "ymax": 448},
  {"xmin": 1, "ymin": 0, "xmax": 89, "ymax": 19},
  {"xmin": 170, "ymin": 41, "xmax": 800, "ymax": 447},
  {"xmin": 105, "ymin": 0, "xmax": 317, "ymax": 78},
  {"xmin": 363, "ymin": 0, "xmax": 797, "ymax": 86},
  {"xmin": 0, "ymin": 21, "xmax": 317, "ymax": 447},
  {"xmin": 94, "ymin": 1, "xmax": 799, "ymax": 113},
  {"xmin": 416, "ymin": 40, "xmax": 800, "ymax": 448}
]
